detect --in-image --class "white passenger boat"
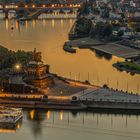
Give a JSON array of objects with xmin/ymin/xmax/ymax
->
[{"xmin": 0, "ymin": 106, "xmax": 23, "ymax": 124}]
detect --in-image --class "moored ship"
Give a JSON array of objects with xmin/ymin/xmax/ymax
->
[{"xmin": 0, "ymin": 106, "xmax": 22, "ymax": 125}]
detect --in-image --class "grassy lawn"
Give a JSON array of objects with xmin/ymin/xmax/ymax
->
[{"xmin": 117, "ymin": 61, "xmax": 140, "ymax": 71}]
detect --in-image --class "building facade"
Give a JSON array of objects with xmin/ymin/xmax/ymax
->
[{"xmin": 23, "ymin": 48, "xmax": 54, "ymax": 88}]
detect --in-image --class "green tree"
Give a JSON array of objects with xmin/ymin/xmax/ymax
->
[
  {"xmin": 75, "ymin": 17, "xmax": 92, "ymax": 35},
  {"xmin": 90, "ymin": 22, "xmax": 112, "ymax": 38},
  {"xmin": 0, "ymin": 45, "xmax": 32, "ymax": 70}
]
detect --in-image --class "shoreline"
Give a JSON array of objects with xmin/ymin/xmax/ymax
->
[
  {"xmin": 0, "ymin": 99, "xmax": 86, "ymax": 110},
  {"xmin": 113, "ymin": 62, "xmax": 140, "ymax": 74},
  {"xmin": 65, "ymin": 37, "xmax": 140, "ymax": 59},
  {"xmin": 2, "ymin": 99, "xmax": 140, "ymax": 111},
  {"xmin": 1, "ymin": 73, "xmax": 140, "ymax": 111}
]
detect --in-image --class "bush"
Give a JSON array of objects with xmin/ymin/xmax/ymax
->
[
  {"xmin": 90, "ymin": 22, "xmax": 113, "ymax": 38},
  {"xmin": 75, "ymin": 17, "xmax": 92, "ymax": 35},
  {"xmin": 0, "ymin": 45, "xmax": 32, "ymax": 70}
]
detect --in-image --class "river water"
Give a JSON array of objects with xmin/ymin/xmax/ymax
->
[
  {"xmin": 0, "ymin": 18, "xmax": 140, "ymax": 139},
  {"xmin": 0, "ymin": 19, "xmax": 139, "ymax": 93},
  {"xmin": 1, "ymin": 110, "xmax": 140, "ymax": 140}
]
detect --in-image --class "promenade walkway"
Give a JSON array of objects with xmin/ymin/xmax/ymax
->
[{"xmin": 79, "ymin": 88, "xmax": 140, "ymax": 103}]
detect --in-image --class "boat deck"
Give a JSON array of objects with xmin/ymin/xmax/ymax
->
[{"xmin": 0, "ymin": 107, "xmax": 23, "ymax": 124}]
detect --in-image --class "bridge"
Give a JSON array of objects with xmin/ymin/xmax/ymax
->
[
  {"xmin": 0, "ymin": 3, "xmax": 81, "ymax": 11},
  {"xmin": 0, "ymin": 5, "xmax": 80, "ymax": 19}
]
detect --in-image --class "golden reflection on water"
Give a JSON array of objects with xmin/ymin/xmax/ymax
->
[
  {"xmin": 30, "ymin": 110, "xmax": 35, "ymax": 120},
  {"xmin": 27, "ymin": 110, "xmax": 140, "ymax": 132},
  {"xmin": 17, "ymin": 122, "xmax": 21, "ymax": 129},
  {"xmin": 15, "ymin": 21, "xmax": 18, "ymax": 30},
  {"xmin": 32, "ymin": 20, "xmax": 36, "ymax": 29},
  {"xmin": 0, "ymin": 129, "xmax": 16, "ymax": 133},
  {"xmin": 42, "ymin": 19, "xmax": 46, "ymax": 28},
  {"xmin": 46, "ymin": 110, "xmax": 51, "ymax": 119},
  {"xmin": 51, "ymin": 19, "xmax": 55, "ymax": 28},
  {"xmin": 25, "ymin": 20, "xmax": 28, "ymax": 29},
  {"xmin": 61, "ymin": 19, "xmax": 63, "ymax": 27},
  {"xmin": 59, "ymin": 111, "xmax": 63, "ymax": 121},
  {"xmin": 5, "ymin": 19, "xmax": 8, "ymax": 30}
]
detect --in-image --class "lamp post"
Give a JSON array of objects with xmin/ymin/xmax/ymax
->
[
  {"xmin": 15, "ymin": 64, "xmax": 20, "ymax": 70},
  {"xmin": 60, "ymin": 91, "xmax": 63, "ymax": 102}
]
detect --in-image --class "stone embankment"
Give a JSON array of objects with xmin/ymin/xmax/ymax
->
[
  {"xmin": 1, "ymin": 86, "xmax": 140, "ymax": 110},
  {"xmin": 63, "ymin": 42, "xmax": 76, "ymax": 53},
  {"xmin": 65, "ymin": 37, "xmax": 140, "ymax": 58}
]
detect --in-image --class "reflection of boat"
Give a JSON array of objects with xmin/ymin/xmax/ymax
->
[
  {"xmin": 8, "ymin": 10, "xmax": 16, "ymax": 19},
  {"xmin": 0, "ymin": 120, "xmax": 22, "ymax": 133},
  {"xmin": 11, "ymin": 25, "xmax": 14, "ymax": 30},
  {"xmin": 18, "ymin": 17, "xmax": 26, "ymax": 21},
  {"xmin": 0, "ymin": 106, "xmax": 23, "ymax": 125},
  {"xmin": 17, "ymin": 17, "xmax": 26, "ymax": 25}
]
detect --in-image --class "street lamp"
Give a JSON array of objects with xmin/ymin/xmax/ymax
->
[
  {"xmin": 42, "ymin": 5, "xmax": 46, "ymax": 8},
  {"xmin": 15, "ymin": 64, "xmax": 20, "ymax": 70},
  {"xmin": 25, "ymin": 5, "xmax": 28, "ymax": 8},
  {"xmin": 32, "ymin": 4, "xmax": 35, "ymax": 8},
  {"xmin": 14, "ymin": 63, "xmax": 22, "ymax": 73},
  {"xmin": 60, "ymin": 91, "xmax": 63, "ymax": 102}
]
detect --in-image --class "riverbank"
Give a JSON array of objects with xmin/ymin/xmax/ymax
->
[
  {"xmin": 67, "ymin": 17, "xmax": 140, "ymax": 58},
  {"xmin": 2, "ymin": 93, "xmax": 140, "ymax": 110},
  {"xmin": 63, "ymin": 42, "xmax": 76, "ymax": 53},
  {"xmin": 0, "ymin": 67, "xmax": 140, "ymax": 111},
  {"xmin": 113, "ymin": 61, "xmax": 140, "ymax": 74},
  {"xmin": 80, "ymin": 87, "xmax": 140, "ymax": 110},
  {"xmin": 65, "ymin": 37, "xmax": 140, "ymax": 59},
  {"xmin": 0, "ymin": 99, "xmax": 86, "ymax": 110},
  {"xmin": 1, "ymin": 77, "xmax": 140, "ymax": 110}
]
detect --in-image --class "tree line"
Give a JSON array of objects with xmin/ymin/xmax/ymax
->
[{"xmin": 0, "ymin": 45, "xmax": 32, "ymax": 70}]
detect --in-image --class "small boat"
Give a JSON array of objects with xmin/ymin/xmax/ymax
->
[{"xmin": 10, "ymin": 23, "xmax": 14, "ymax": 30}]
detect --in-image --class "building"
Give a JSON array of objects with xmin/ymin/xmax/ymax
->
[
  {"xmin": 2, "ymin": 48, "xmax": 54, "ymax": 94},
  {"xmin": 23, "ymin": 48, "xmax": 54, "ymax": 88}
]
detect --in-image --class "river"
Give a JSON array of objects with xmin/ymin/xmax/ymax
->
[
  {"xmin": 0, "ymin": 19, "xmax": 139, "ymax": 94},
  {"xmin": 1, "ymin": 110, "xmax": 140, "ymax": 140}
]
